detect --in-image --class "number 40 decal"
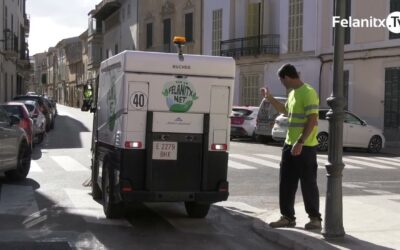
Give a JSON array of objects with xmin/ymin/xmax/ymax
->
[{"xmin": 130, "ymin": 92, "xmax": 147, "ymax": 110}]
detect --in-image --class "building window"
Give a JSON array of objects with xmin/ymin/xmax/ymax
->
[
  {"xmin": 185, "ymin": 13, "xmax": 193, "ymax": 42},
  {"xmin": 390, "ymin": 0, "xmax": 400, "ymax": 39},
  {"xmin": 146, "ymin": 23, "xmax": 153, "ymax": 48},
  {"xmin": 333, "ymin": 0, "xmax": 351, "ymax": 44},
  {"xmin": 246, "ymin": 3, "xmax": 261, "ymax": 37},
  {"xmin": 127, "ymin": 4, "xmax": 131, "ymax": 18},
  {"xmin": 115, "ymin": 44, "xmax": 118, "ymax": 55},
  {"xmin": 384, "ymin": 68, "xmax": 400, "ymax": 129},
  {"xmin": 163, "ymin": 18, "xmax": 171, "ymax": 45},
  {"xmin": 288, "ymin": 0, "xmax": 303, "ymax": 53},
  {"xmin": 241, "ymin": 74, "xmax": 261, "ymax": 106},
  {"xmin": 212, "ymin": 9, "xmax": 222, "ymax": 56}
]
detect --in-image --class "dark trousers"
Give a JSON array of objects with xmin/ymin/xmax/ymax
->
[{"xmin": 279, "ymin": 144, "xmax": 321, "ymax": 220}]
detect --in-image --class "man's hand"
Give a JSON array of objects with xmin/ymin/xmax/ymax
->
[
  {"xmin": 260, "ymin": 87, "xmax": 271, "ymax": 99},
  {"xmin": 291, "ymin": 142, "xmax": 303, "ymax": 156}
]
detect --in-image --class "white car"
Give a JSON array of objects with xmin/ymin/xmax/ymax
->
[
  {"xmin": 230, "ymin": 106, "xmax": 259, "ymax": 140},
  {"xmin": 272, "ymin": 109, "xmax": 385, "ymax": 153}
]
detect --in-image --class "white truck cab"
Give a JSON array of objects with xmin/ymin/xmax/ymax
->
[{"xmin": 84, "ymin": 43, "xmax": 235, "ymax": 218}]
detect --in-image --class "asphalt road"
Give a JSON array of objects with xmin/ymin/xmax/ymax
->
[
  {"xmin": 1, "ymin": 105, "xmax": 399, "ymax": 249},
  {"xmin": 0, "ymin": 105, "xmax": 286, "ymax": 250}
]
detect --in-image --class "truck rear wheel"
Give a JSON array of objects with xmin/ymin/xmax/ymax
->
[
  {"xmin": 184, "ymin": 202, "xmax": 210, "ymax": 218},
  {"xmin": 102, "ymin": 163, "xmax": 123, "ymax": 218}
]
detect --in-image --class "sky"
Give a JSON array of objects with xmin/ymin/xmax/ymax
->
[{"xmin": 27, "ymin": 0, "xmax": 100, "ymax": 55}]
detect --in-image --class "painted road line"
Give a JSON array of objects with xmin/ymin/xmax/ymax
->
[
  {"xmin": 228, "ymin": 160, "xmax": 257, "ymax": 170},
  {"xmin": 318, "ymin": 154, "xmax": 390, "ymax": 169},
  {"xmin": 349, "ymin": 156, "xmax": 400, "ymax": 167},
  {"xmin": 254, "ymin": 154, "xmax": 282, "ymax": 161},
  {"xmin": 256, "ymin": 153, "xmax": 361, "ymax": 169},
  {"xmin": 51, "ymin": 156, "xmax": 89, "ymax": 172},
  {"xmin": 29, "ymin": 161, "xmax": 43, "ymax": 172},
  {"xmin": 229, "ymin": 154, "xmax": 280, "ymax": 169},
  {"xmin": 374, "ymin": 156, "xmax": 400, "ymax": 164}
]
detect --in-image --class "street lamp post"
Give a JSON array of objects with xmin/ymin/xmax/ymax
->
[{"xmin": 322, "ymin": 0, "xmax": 346, "ymax": 238}]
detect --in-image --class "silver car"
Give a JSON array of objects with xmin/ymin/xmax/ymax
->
[{"xmin": 0, "ymin": 106, "xmax": 31, "ymax": 180}]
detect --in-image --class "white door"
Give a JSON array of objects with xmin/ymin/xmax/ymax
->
[{"xmin": 343, "ymin": 113, "xmax": 368, "ymax": 147}]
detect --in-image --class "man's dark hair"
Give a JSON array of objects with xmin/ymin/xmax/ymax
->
[{"xmin": 278, "ymin": 64, "xmax": 299, "ymax": 79}]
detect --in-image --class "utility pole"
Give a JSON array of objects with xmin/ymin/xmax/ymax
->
[{"xmin": 322, "ymin": 0, "xmax": 346, "ymax": 238}]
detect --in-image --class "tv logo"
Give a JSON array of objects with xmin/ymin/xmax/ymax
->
[
  {"xmin": 387, "ymin": 12, "xmax": 400, "ymax": 34},
  {"xmin": 333, "ymin": 12, "xmax": 400, "ymax": 34}
]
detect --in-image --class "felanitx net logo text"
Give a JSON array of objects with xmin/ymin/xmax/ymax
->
[{"xmin": 332, "ymin": 12, "xmax": 400, "ymax": 34}]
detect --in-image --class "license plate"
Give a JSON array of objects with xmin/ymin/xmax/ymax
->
[{"xmin": 152, "ymin": 141, "xmax": 178, "ymax": 160}]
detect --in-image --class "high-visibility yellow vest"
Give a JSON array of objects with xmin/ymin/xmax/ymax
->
[{"xmin": 285, "ymin": 83, "xmax": 319, "ymax": 146}]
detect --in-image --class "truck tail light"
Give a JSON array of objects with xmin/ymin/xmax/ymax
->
[
  {"xmin": 125, "ymin": 141, "xmax": 142, "ymax": 149},
  {"xmin": 211, "ymin": 144, "xmax": 227, "ymax": 151}
]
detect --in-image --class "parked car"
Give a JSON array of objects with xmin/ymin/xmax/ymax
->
[
  {"xmin": 44, "ymin": 96, "xmax": 57, "ymax": 117},
  {"xmin": 1, "ymin": 102, "xmax": 34, "ymax": 148},
  {"xmin": 272, "ymin": 109, "xmax": 385, "ymax": 153},
  {"xmin": 255, "ymin": 96, "xmax": 287, "ymax": 142},
  {"xmin": 13, "ymin": 100, "xmax": 46, "ymax": 144},
  {"xmin": 0, "ymin": 106, "xmax": 31, "ymax": 181},
  {"xmin": 13, "ymin": 95, "xmax": 54, "ymax": 131},
  {"xmin": 230, "ymin": 106, "xmax": 259, "ymax": 140}
]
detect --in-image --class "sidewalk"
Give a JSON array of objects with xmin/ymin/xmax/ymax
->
[{"xmin": 252, "ymin": 194, "xmax": 400, "ymax": 250}]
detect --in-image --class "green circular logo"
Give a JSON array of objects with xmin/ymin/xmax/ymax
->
[{"xmin": 162, "ymin": 79, "xmax": 198, "ymax": 113}]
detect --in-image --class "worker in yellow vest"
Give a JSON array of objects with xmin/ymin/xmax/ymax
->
[{"xmin": 263, "ymin": 64, "xmax": 322, "ymax": 230}]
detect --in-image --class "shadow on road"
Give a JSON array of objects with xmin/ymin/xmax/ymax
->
[
  {"xmin": 0, "ymin": 177, "xmax": 283, "ymax": 250},
  {"xmin": 39, "ymin": 115, "xmax": 91, "ymax": 150}
]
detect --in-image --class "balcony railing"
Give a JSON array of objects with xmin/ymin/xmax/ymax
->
[{"xmin": 220, "ymin": 34, "xmax": 280, "ymax": 58}]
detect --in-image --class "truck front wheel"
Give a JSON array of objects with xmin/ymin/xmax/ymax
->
[
  {"xmin": 91, "ymin": 156, "xmax": 102, "ymax": 200},
  {"xmin": 102, "ymin": 163, "xmax": 123, "ymax": 218},
  {"xmin": 184, "ymin": 202, "xmax": 210, "ymax": 218}
]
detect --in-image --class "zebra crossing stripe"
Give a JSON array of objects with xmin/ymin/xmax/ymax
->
[
  {"xmin": 256, "ymin": 153, "xmax": 361, "ymax": 169},
  {"xmin": 254, "ymin": 154, "xmax": 281, "ymax": 161},
  {"xmin": 30, "ymin": 161, "xmax": 43, "ymax": 172},
  {"xmin": 317, "ymin": 154, "xmax": 391, "ymax": 169},
  {"xmin": 229, "ymin": 154, "xmax": 280, "ymax": 169},
  {"xmin": 349, "ymin": 156, "xmax": 400, "ymax": 167},
  {"xmin": 340, "ymin": 157, "xmax": 395, "ymax": 169},
  {"xmin": 229, "ymin": 160, "xmax": 257, "ymax": 170},
  {"xmin": 316, "ymin": 159, "xmax": 362, "ymax": 169},
  {"xmin": 373, "ymin": 157, "xmax": 400, "ymax": 164},
  {"xmin": 51, "ymin": 156, "xmax": 89, "ymax": 172}
]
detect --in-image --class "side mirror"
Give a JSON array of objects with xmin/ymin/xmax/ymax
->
[
  {"xmin": 362, "ymin": 120, "xmax": 367, "ymax": 126},
  {"xmin": 90, "ymin": 107, "xmax": 97, "ymax": 113},
  {"xmin": 9, "ymin": 115, "xmax": 20, "ymax": 126}
]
